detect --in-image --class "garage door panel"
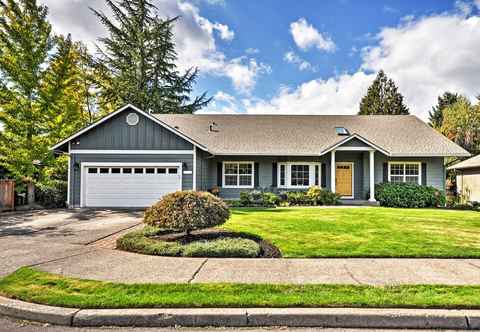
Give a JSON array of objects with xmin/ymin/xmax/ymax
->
[{"xmin": 84, "ymin": 165, "xmax": 182, "ymax": 207}]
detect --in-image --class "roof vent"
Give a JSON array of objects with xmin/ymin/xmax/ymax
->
[
  {"xmin": 335, "ymin": 127, "xmax": 349, "ymax": 136},
  {"xmin": 209, "ymin": 122, "xmax": 219, "ymax": 132}
]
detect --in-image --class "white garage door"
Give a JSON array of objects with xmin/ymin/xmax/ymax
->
[{"xmin": 83, "ymin": 165, "xmax": 182, "ymax": 207}]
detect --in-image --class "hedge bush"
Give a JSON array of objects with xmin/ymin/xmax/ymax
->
[
  {"xmin": 117, "ymin": 230, "xmax": 260, "ymax": 258},
  {"xmin": 306, "ymin": 186, "xmax": 341, "ymax": 205},
  {"xmin": 35, "ymin": 181, "xmax": 67, "ymax": 209},
  {"xmin": 240, "ymin": 191, "xmax": 280, "ymax": 207},
  {"xmin": 144, "ymin": 191, "xmax": 230, "ymax": 234},
  {"xmin": 375, "ymin": 183, "xmax": 445, "ymax": 208}
]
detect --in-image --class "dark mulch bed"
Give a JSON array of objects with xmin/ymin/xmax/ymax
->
[{"xmin": 150, "ymin": 229, "xmax": 282, "ymax": 258}]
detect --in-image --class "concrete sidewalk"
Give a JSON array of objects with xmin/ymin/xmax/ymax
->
[{"xmin": 35, "ymin": 248, "xmax": 480, "ymax": 285}]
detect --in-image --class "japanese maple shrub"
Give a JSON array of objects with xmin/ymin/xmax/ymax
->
[{"xmin": 144, "ymin": 191, "xmax": 230, "ymax": 235}]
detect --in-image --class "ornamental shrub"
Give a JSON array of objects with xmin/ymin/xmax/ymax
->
[
  {"xmin": 285, "ymin": 191, "xmax": 308, "ymax": 205},
  {"xmin": 182, "ymin": 238, "xmax": 260, "ymax": 257},
  {"xmin": 375, "ymin": 183, "xmax": 445, "ymax": 208},
  {"xmin": 144, "ymin": 191, "xmax": 230, "ymax": 234},
  {"xmin": 35, "ymin": 181, "xmax": 67, "ymax": 208},
  {"xmin": 262, "ymin": 192, "xmax": 280, "ymax": 207}
]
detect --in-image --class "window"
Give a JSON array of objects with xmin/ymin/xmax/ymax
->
[
  {"xmin": 99, "ymin": 168, "xmax": 109, "ymax": 174},
  {"xmin": 111, "ymin": 168, "xmax": 121, "ymax": 174},
  {"xmin": 157, "ymin": 168, "xmax": 166, "ymax": 174},
  {"xmin": 134, "ymin": 168, "xmax": 144, "ymax": 174},
  {"xmin": 291, "ymin": 165, "xmax": 309, "ymax": 186},
  {"xmin": 123, "ymin": 168, "xmax": 132, "ymax": 174},
  {"xmin": 278, "ymin": 162, "xmax": 321, "ymax": 188},
  {"xmin": 145, "ymin": 168, "xmax": 155, "ymax": 174},
  {"xmin": 389, "ymin": 162, "xmax": 421, "ymax": 184},
  {"xmin": 168, "ymin": 168, "xmax": 178, "ymax": 174},
  {"xmin": 223, "ymin": 162, "xmax": 254, "ymax": 188},
  {"xmin": 88, "ymin": 168, "xmax": 98, "ymax": 174}
]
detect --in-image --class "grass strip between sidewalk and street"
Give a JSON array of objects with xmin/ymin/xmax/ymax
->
[{"xmin": 1, "ymin": 267, "xmax": 480, "ymax": 309}]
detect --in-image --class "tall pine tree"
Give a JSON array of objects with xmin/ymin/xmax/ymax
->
[
  {"xmin": 428, "ymin": 92, "xmax": 459, "ymax": 128},
  {"xmin": 91, "ymin": 0, "xmax": 210, "ymax": 113},
  {"xmin": 358, "ymin": 70, "xmax": 409, "ymax": 115}
]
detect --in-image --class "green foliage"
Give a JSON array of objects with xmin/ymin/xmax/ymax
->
[
  {"xmin": 143, "ymin": 191, "xmax": 230, "ymax": 234},
  {"xmin": 34, "ymin": 181, "xmax": 67, "ymax": 208},
  {"xmin": 428, "ymin": 92, "xmax": 459, "ymax": 128},
  {"xmin": 262, "ymin": 192, "xmax": 281, "ymax": 206},
  {"xmin": 182, "ymin": 238, "xmax": 260, "ymax": 258},
  {"xmin": 306, "ymin": 186, "xmax": 341, "ymax": 205},
  {"xmin": 375, "ymin": 183, "xmax": 446, "ymax": 208},
  {"xmin": 440, "ymin": 96, "xmax": 480, "ymax": 155},
  {"xmin": 117, "ymin": 230, "xmax": 260, "ymax": 258},
  {"xmin": 239, "ymin": 191, "xmax": 280, "ymax": 207},
  {"xmin": 91, "ymin": 0, "xmax": 210, "ymax": 113},
  {"xmin": 359, "ymin": 70, "xmax": 409, "ymax": 115},
  {"xmin": 285, "ymin": 191, "xmax": 308, "ymax": 205}
]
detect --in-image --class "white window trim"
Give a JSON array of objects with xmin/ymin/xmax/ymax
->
[
  {"xmin": 222, "ymin": 161, "xmax": 255, "ymax": 188},
  {"xmin": 277, "ymin": 162, "xmax": 321, "ymax": 189},
  {"xmin": 336, "ymin": 162, "xmax": 355, "ymax": 199},
  {"xmin": 388, "ymin": 161, "xmax": 422, "ymax": 185}
]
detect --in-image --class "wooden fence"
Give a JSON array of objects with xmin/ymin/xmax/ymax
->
[{"xmin": 0, "ymin": 180, "xmax": 15, "ymax": 211}]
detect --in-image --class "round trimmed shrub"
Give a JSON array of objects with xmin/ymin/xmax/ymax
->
[{"xmin": 144, "ymin": 191, "xmax": 230, "ymax": 234}]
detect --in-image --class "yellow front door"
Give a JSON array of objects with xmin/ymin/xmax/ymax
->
[{"xmin": 336, "ymin": 163, "xmax": 353, "ymax": 197}]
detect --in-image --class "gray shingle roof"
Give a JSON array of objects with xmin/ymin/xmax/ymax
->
[
  {"xmin": 154, "ymin": 114, "xmax": 470, "ymax": 157},
  {"xmin": 448, "ymin": 154, "xmax": 480, "ymax": 170}
]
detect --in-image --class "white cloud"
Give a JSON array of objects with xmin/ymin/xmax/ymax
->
[
  {"xmin": 39, "ymin": 0, "xmax": 267, "ymax": 94},
  {"xmin": 289, "ymin": 17, "xmax": 335, "ymax": 52},
  {"xmin": 243, "ymin": 13, "xmax": 480, "ymax": 120},
  {"xmin": 455, "ymin": 0, "xmax": 473, "ymax": 16},
  {"xmin": 283, "ymin": 51, "xmax": 315, "ymax": 71}
]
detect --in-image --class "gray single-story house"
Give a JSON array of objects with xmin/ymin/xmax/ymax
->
[
  {"xmin": 51, "ymin": 104, "xmax": 470, "ymax": 208},
  {"xmin": 448, "ymin": 155, "xmax": 480, "ymax": 202}
]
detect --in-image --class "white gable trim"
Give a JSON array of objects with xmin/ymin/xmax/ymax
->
[
  {"xmin": 320, "ymin": 133, "xmax": 391, "ymax": 156},
  {"xmin": 50, "ymin": 104, "xmax": 208, "ymax": 152}
]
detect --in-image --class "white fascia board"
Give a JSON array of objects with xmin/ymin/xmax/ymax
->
[{"xmin": 70, "ymin": 149, "xmax": 194, "ymax": 155}]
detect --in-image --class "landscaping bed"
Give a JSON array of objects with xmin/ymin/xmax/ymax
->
[
  {"xmin": 117, "ymin": 227, "xmax": 281, "ymax": 258},
  {"xmin": 2, "ymin": 267, "xmax": 480, "ymax": 309}
]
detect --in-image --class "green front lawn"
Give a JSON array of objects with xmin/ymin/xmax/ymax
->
[
  {"xmin": 2, "ymin": 267, "xmax": 480, "ymax": 309},
  {"xmin": 222, "ymin": 207, "xmax": 480, "ymax": 258}
]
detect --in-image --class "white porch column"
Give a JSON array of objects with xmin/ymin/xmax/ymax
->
[
  {"xmin": 331, "ymin": 150, "xmax": 336, "ymax": 193},
  {"xmin": 368, "ymin": 150, "xmax": 376, "ymax": 202}
]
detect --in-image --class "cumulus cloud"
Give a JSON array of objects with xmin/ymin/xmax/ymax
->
[
  {"xmin": 289, "ymin": 17, "xmax": 335, "ymax": 52},
  {"xmin": 455, "ymin": 0, "xmax": 474, "ymax": 16},
  {"xmin": 40, "ymin": 0, "xmax": 267, "ymax": 94},
  {"xmin": 283, "ymin": 51, "xmax": 315, "ymax": 71},
  {"xmin": 245, "ymin": 13, "xmax": 480, "ymax": 120}
]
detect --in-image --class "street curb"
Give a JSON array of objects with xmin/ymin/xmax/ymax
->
[{"xmin": 1, "ymin": 296, "xmax": 480, "ymax": 328}]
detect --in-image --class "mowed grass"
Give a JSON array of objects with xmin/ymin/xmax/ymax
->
[
  {"xmin": 222, "ymin": 207, "xmax": 480, "ymax": 258},
  {"xmin": 2, "ymin": 268, "xmax": 480, "ymax": 309}
]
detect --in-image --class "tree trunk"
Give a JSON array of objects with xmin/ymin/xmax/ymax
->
[{"xmin": 27, "ymin": 182, "xmax": 35, "ymax": 205}]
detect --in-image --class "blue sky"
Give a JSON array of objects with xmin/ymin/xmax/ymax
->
[{"xmin": 41, "ymin": 0, "xmax": 480, "ymax": 120}]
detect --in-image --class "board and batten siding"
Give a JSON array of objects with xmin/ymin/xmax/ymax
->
[
  {"xmin": 71, "ymin": 109, "xmax": 193, "ymax": 151},
  {"xmin": 69, "ymin": 154, "xmax": 194, "ymax": 207}
]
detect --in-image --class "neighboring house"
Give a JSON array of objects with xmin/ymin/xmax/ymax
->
[
  {"xmin": 448, "ymin": 155, "xmax": 480, "ymax": 202},
  {"xmin": 51, "ymin": 104, "xmax": 469, "ymax": 208}
]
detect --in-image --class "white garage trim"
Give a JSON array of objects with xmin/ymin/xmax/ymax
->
[
  {"xmin": 80, "ymin": 162, "xmax": 182, "ymax": 208},
  {"xmin": 71, "ymin": 149, "xmax": 194, "ymax": 155}
]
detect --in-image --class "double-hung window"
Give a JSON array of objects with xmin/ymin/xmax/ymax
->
[
  {"xmin": 223, "ymin": 162, "xmax": 254, "ymax": 188},
  {"xmin": 278, "ymin": 162, "xmax": 321, "ymax": 188},
  {"xmin": 388, "ymin": 162, "xmax": 421, "ymax": 185}
]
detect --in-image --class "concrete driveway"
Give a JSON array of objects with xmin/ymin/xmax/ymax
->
[{"xmin": 0, "ymin": 209, "xmax": 143, "ymax": 276}]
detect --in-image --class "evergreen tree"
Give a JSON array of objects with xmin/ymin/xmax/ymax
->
[
  {"xmin": 428, "ymin": 92, "xmax": 459, "ymax": 128},
  {"xmin": 358, "ymin": 70, "xmax": 409, "ymax": 115},
  {"xmin": 91, "ymin": 0, "xmax": 210, "ymax": 113}
]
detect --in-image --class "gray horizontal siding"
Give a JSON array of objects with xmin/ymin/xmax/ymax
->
[
  {"xmin": 69, "ymin": 153, "xmax": 193, "ymax": 207},
  {"xmin": 73, "ymin": 109, "xmax": 193, "ymax": 151}
]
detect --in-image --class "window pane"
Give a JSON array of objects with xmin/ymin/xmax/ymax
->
[
  {"xmin": 134, "ymin": 168, "xmax": 143, "ymax": 174},
  {"xmin": 390, "ymin": 164, "xmax": 404, "ymax": 176},
  {"xmin": 405, "ymin": 176, "xmax": 419, "ymax": 184},
  {"xmin": 88, "ymin": 168, "xmax": 97, "ymax": 174},
  {"xmin": 168, "ymin": 168, "xmax": 178, "ymax": 174},
  {"xmin": 123, "ymin": 168, "xmax": 132, "ymax": 174},
  {"xmin": 391, "ymin": 175, "xmax": 404, "ymax": 183},
  {"xmin": 225, "ymin": 175, "xmax": 237, "ymax": 186},
  {"xmin": 291, "ymin": 164, "xmax": 309, "ymax": 186},
  {"xmin": 280, "ymin": 165, "xmax": 285, "ymax": 186},
  {"xmin": 224, "ymin": 163, "xmax": 238, "ymax": 175},
  {"xmin": 239, "ymin": 175, "xmax": 252, "ymax": 186},
  {"xmin": 239, "ymin": 163, "xmax": 252, "ymax": 175},
  {"xmin": 111, "ymin": 168, "xmax": 121, "ymax": 174},
  {"xmin": 99, "ymin": 168, "xmax": 109, "ymax": 174},
  {"xmin": 405, "ymin": 164, "xmax": 419, "ymax": 175},
  {"xmin": 157, "ymin": 168, "xmax": 166, "ymax": 174},
  {"xmin": 145, "ymin": 168, "xmax": 155, "ymax": 174}
]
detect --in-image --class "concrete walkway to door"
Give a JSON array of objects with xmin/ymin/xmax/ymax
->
[{"xmin": 2, "ymin": 209, "xmax": 480, "ymax": 286}]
